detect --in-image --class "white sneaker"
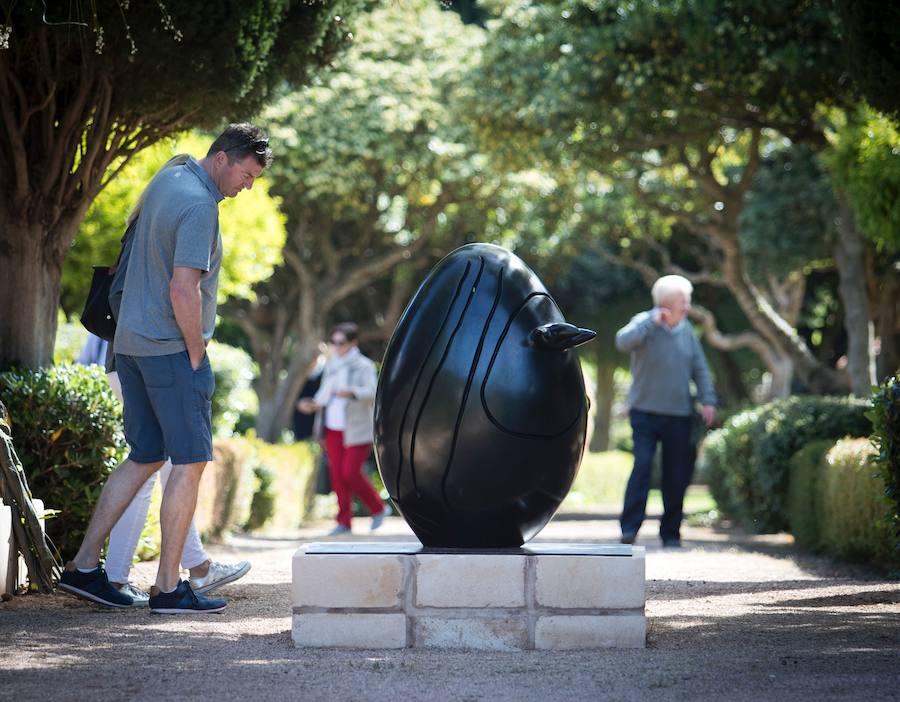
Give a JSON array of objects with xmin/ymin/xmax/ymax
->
[
  {"xmin": 116, "ymin": 582, "xmax": 150, "ymax": 608},
  {"xmin": 189, "ymin": 560, "xmax": 251, "ymax": 595}
]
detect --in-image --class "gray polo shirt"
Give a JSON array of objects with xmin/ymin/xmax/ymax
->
[
  {"xmin": 615, "ymin": 310, "xmax": 717, "ymax": 417},
  {"xmin": 113, "ymin": 158, "xmax": 223, "ymax": 357}
]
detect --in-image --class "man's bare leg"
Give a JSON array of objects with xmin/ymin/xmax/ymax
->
[
  {"xmin": 155, "ymin": 461, "xmax": 206, "ymax": 592},
  {"xmin": 71, "ymin": 459, "xmax": 164, "ymax": 570}
]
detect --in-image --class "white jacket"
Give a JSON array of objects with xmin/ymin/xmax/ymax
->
[{"xmin": 313, "ymin": 350, "xmax": 378, "ymax": 447}]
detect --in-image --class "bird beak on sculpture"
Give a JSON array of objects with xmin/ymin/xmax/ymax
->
[{"xmin": 528, "ymin": 323, "xmax": 597, "ymax": 351}]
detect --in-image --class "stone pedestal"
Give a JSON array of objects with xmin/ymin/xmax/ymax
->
[{"xmin": 292, "ymin": 542, "xmax": 645, "ymax": 650}]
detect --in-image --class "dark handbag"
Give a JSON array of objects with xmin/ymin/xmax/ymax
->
[
  {"xmin": 79, "ymin": 265, "xmax": 118, "ymax": 341},
  {"xmin": 79, "ymin": 223, "xmax": 133, "ymax": 342}
]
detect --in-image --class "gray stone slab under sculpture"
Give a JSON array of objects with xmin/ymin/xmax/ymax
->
[{"xmin": 374, "ymin": 243, "xmax": 595, "ymax": 548}]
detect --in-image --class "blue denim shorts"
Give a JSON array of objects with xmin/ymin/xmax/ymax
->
[{"xmin": 116, "ymin": 351, "xmax": 215, "ymax": 465}]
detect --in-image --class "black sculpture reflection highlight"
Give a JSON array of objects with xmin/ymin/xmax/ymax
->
[{"xmin": 374, "ymin": 243, "xmax": 595, "ymax": 548}]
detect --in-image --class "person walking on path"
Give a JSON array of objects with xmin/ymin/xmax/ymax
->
[
  {"xmin": 298, "ymin": 323, "xmax": 389, "ymax": 536},
  {"xmin": 59, "ymin": 124, "xmax": 271, "ymax": 613},
  {"xmin": 615, "ymin": 274, "xmax": 717, "ymax": 548}
]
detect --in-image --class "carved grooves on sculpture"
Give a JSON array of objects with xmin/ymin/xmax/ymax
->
[
  {"xmin": 406, "ymin": 257, "xmax": 485, "ymax": 505},
  {"xmin": 440, "ymin": 266, "xmax": 504, "ymax": 507},
  {"xmin": 480, "ymin": 292, "xmax": 584, "ymax": 439}
]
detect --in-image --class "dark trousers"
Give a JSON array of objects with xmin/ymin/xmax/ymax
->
[{"xmin": 620, "ymin": 409, "xmax": 696, "ymax": 542}]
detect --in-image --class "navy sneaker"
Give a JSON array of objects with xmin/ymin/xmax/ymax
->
[
  {"xmin": 149, "ymin": 580, "xmax": 227, "ymax": 614},
  {"xmin": 59, "ymin": 565, "xmax": 134, "ymax": 608}
]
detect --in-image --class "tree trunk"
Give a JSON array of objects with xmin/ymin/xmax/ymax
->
[
  {"xmin": 253, "ymin": 326, "xmax": 325, "ymax": 443},
  {"xmin": 0, "ymin": 219, "xmax": 62, "ymax": 369},
  {"xmin": 588, "ymin": 360, "xmax": 615, "ymax": 452},
  {"xmin": 834, "ymin": 193, "xmax": 876, "ymax": 396},
  {"xmin": 715, "ymin": 229, "xmax": 845, "ymax": 394},
  {"xmin": 876, "ymin": 263, "xmax": 899, "ymax": 381}
]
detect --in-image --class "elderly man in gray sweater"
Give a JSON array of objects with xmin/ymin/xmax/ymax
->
[{"xmin": 615, "ymin": 275, "xmax": 717, "ymax": 547}]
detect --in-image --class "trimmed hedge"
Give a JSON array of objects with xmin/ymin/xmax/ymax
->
[
  {"xmin": 820, "ymin": 439, "xmax": 896, "ymax": 564},
  {"xmin": 700, "ymin": 395, "xmax": 871, "ymax": 532},
  {"xmin": 787, "ymin": 439, "xmax": 835, "ymax": 551},
  {"xmin": 868, "ymin": 374, "xmax": 900, "ymax": 553},
  {"xmin": 0, "ymin": 364, "xmax": 127, "ymax": 559}
]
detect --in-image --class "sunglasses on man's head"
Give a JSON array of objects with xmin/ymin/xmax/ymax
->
[
  {"xmin": 330, "ymin": 338, "xmax": 348, "ymax": 347},
  {"xmin": 225, "ymin": 136, "xmax": 269, "ymax": 155}
]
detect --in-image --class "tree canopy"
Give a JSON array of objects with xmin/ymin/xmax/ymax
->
[
  {"xmin": 0, "ymin": 0, "xmax": 369, "ymax": 367},
  {"xmin": 60, "ymin": 132, "xmax": 286, "ymax": 316}
]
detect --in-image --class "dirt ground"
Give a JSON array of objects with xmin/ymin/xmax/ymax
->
[{"xmin": 1, "ymin": 512, "xmax": 898, "ymax": 702}]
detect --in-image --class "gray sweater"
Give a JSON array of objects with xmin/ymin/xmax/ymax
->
[{"xmin": 615, "ymin": 310, "xmax": 717, "ymax": 417}]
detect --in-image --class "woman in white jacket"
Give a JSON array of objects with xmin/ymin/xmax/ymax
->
[{"xmin": 298, "ymin": 323, "xmax": 387, "ymax": 535}]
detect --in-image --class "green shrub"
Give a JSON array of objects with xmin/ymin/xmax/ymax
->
[
  {"xmin": 821, "ymin": 438, "xmax": 896, "ymax": 565},
  {"xmin": 249, "ymin": 439, "xmax": 318, "ymax": 531},
  {"xmin": 698, "ymin": 395, "xmax": 870, "ymax": 532},
  {"xmin": 245, "ymin": 464, "xmax": 276, "ymax": 531},
  {"xmin": 0, "ymin": 363, "xmax": 127, "ymax": 559},
  {"xmin": 787, "ymin": 439, "xmax": 836, "ymax": 551},
  {"xmin": 701, "ymin": 409, "xmax": 759, "ymax": 526},
  {"xmin": 868, "ymin": 374, "xmax": 900, "ymax": 553},
  {"xmin": 193, "ymin": 436, "xmax": 256, "ymax": 539},
  {"xmin": 207, "ymin": 340, "xmax": 257, "ymax": 437}
]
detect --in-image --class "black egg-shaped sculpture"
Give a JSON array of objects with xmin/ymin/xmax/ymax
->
[{"xmin": 374, "ymin": 243, "xmax": 595, "ymax": 548}]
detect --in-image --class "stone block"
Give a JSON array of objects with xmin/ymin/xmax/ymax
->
[
  {"xmin": 413, "ymin": 616, "xmax": 529, "ymax": 651},
  {"xmin": 535, "ymin": 551, "xmax": 645, "ymax": 609},
  {"xmin": 292, "ymin": 550, "xmax": 404, "ymax": 609},
  {"xmin": 293, "ymin": 613, "xmax": 407, "ymax": 648},
  {"xmin": 534, "ymin": 615, "xmax": 646, "ymax": 649},
  {"xmin": 415, "ymin": 554, "xmax": 525, "ymax": 608}
]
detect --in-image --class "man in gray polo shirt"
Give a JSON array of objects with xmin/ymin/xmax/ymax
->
[
  {"xmin": 615, "ymin": 275, "xmax": 717, "ymax": 548},
  {"xmin": 60, "ymin": 124, "xmax": 272, "ymax": 613}
]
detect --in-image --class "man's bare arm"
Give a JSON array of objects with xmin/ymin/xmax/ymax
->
[{"xmin": 170, "ymin": 266, "xmax": 205, "ymax": 369}]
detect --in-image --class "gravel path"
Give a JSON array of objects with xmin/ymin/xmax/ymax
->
[{"xmin": 1, "ymin": 513, "xmax": 898, "ymax": 701}]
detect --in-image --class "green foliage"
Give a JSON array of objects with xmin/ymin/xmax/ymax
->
[
  {"xmin": 245, "ymin": 464, "xmax": 277, "ymax": 532},
  {"xmin": 7, "ymin": 1, "xmax": 367, "ymax": 134},
  {"xmin": 787, "ymin": 439, "xmax": 836, "ymax": 551},
  {"xmin": 821, "ymin": 438, "xmax": 897, "ymax": 565},
  {"xmin": 473, "ymin": 0, "xmax": 847, "ymax": 166},
  {"xmin": 0, "ymin": 364, "xmax": 127, "ymax": 559},
  {"xmin": 207, "ymin": 340, "xmax": 257, "ymax": 438},
  {"xmin": 824, "ymin": 108, "xmax": 900, "ymax": 253},
  {"xmin": 247, "ymin": 438, "xmax": 318, "ymax": 531},
  {"xmin": 61, "ymin": 133, "xmax": 287, "ymax": 315},
  {"xmin": 699, "ymin": 395, "xmax": 871, "ymax": 532},
  {"xmin": 868, "ymin": 374, "xmax": 900, "ymax": 552},
  {"xmin": 265, "ymin": 0, "xmax": 486, "ymax": 231},
  {"xmin": 738, "ymin": 145, "xmax": 838, "ymax": 279}
]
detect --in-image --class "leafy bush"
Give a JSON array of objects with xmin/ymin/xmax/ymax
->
[
  {"xmin": 245, "ymin": 464, "xmax": 276, "ymax": 531},
  {"xmin": 868, "ymin": 374, "xmax": 900, "ymax": 553},
  {"xmin": 701, "ymin": 410, "xmax": 759, "ymax": 526},
  {"xmin": 193, "ymin": 436, "xmax": 256, "ymax": 539},
  {"xmin": 249, "ymin": 438, "xmax": 318, "ymax": 531},
  {"xmin": 821, "ymin": 438, "xmax": 896, "ymax": 565},
  {"xmin": 699, "ymin": 395, "xmax": 871, "ymax": 532},
  {"xmin": 787, "ymin": 439, "xmax": 836, "ymax": 551},
  {"xmin": 0, "ymin": 363, "xmax": 127, "ymax": 559},
  {"xmin": 207, "ymin": 340, "xmax": 257, "ymax": 437}
]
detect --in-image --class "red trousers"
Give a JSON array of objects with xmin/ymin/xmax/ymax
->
[{"xmin": 324, "ymin": 428, "xmax": 384, "ymax": 528}]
